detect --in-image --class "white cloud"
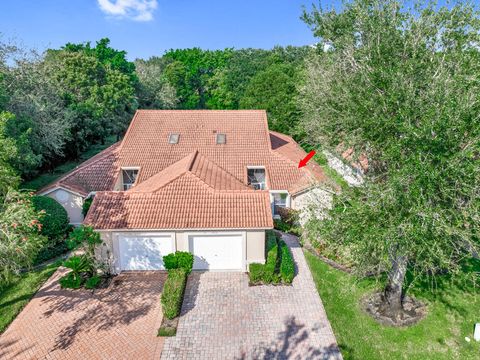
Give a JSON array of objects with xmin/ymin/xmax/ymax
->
[{"xmin": 97, "ymin": 0, "xmax": 158, "ymax": 22}]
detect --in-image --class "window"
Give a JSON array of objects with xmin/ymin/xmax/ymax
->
[
  {"xmin": 168, "ymin": 133, "xmax": 179, "ymax": 144},
  {"xmin": 247, "ymin": 167, "xmax": 266, "ymax": 190},
  {"xmin": 122, "ymin": 169, "xmax": 139, "ymax": 190},
  {"xmin": 216, "ymin": 133, "xmax": 226, "ymax": 144},
  {"xmin": 272, "ymin": 192, "xmax": 288, "ymax": 216}
]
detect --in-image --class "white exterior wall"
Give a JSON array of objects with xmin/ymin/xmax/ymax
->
[
  {"xmin": 45, "ymin": 188, "xmax": 84, "ymax": 225},
  {"xmin": 97, "ymin": 229, "xmax": 266, "ymax": 274}
]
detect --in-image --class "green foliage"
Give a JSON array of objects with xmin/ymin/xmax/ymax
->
[
  {"xmin": 249, "ymin": 231, "xmax": 295, "ymax": 285},
  {"xmin": 66, "ymin": 225, "xmax": 102, "ymax": 255},
  {"xmin": 33, "ymin": 241, "xmax": 68, "ymax": 265},
  {"xmin": 161, "ymin": 268, "xmax": 188, "ymax": 320},
  {"xmin": 301, "ymin": 0, "xmax": 480, "ymax": 303},
  {"xmin": 0, "ymin": 190, "xmax": 46, "ymax": 282},
  {"xmin": 82, "ymin": 197, "xmax": 93, "ymax": 217},
  {"xmin": 63, "ymin": 255, "xmax": 91, "ymax": 278},
  {"xmin": 157, "ymin": 326, "xmax": 177, "ymax": 337},
  {"xmin": 163, "ymin": 253, "xmax": 177, "ymax": 270},
  {"xmin": 31, "ymin": 196, "xmax": 69, "ymax": 240},
  {"xmin": 84, "ymin": 275, "xmax": 101, "ymax": 289},
  {"xmin": 279, "ymin": 240, "xmax": 295, "ymax": 284},
  {"xmin": 248, "ymin": 263, "xmax": 265, "ymax": 284},
  {"xmin": 59, "ymin": 272, "xmax": 83, "ymax": 289},
  {"xmin": 163, "ymin": 251, "xmax": 194, "ymax": 274}
]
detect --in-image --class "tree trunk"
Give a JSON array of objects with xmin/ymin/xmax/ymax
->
[{"xmin": 382, "ymin": 254, "xmax": 407, "ymax": 318}]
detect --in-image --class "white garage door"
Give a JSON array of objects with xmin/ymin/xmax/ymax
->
[
  {"xmin": 118, "ymin": 234, "xmax": 174, "ymax": 270},
  {"xmin": 188, "ymin": 233, "xmax": 244, "ymax": 270}
]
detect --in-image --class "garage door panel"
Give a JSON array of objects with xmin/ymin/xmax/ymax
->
[
  {"xmin": 189, "ymin": 234, "xmax": 243, "ymax": 270},
  {"xmin": 119, "ymin": 235, "xmax": 173, "ymax": 271}
]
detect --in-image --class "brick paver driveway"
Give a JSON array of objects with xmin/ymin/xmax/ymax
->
[
  {"xmin": 162, "ymin": 233, "xmax": 342, "ymax": 360},
  {"xmin": 0, "ymin": 270, "xmax": 166, "ymax": 360}
]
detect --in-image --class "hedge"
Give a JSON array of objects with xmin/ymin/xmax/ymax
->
[
  {"xmin": 161, "ymin": 268, "xmax": 188, "ymax": 319},
  {"xmin": 263, "ymin": 233, "xmax": 280, "ymax": 283},
  {"xmin": 279, "ymin": 240, "xmax": 295, "ymax": 283},
  {"xmin": 163, "ymin": 251, "xmax": 194, "ymax": 274},
  {"xmin": 31, "ymin": 196, "xmax": 70, "ymax": 240}
]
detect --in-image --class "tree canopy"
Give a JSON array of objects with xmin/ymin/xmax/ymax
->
[{"xmin": 301, "ymin": 0, "xmax": 480, "ymax": 322}]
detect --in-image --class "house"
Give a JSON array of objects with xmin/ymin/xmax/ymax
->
[{"xmin": 39, "ymin": 110, "xmax": 330, "ymax": 272}]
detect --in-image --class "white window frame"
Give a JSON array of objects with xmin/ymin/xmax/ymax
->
[
  {"xmin": 269, "ymin": 190, "xmax": 291, "ymax": 218},
  {"xmin": 121, "ymin": 167, "xmax": 140, "ymax": 191},
  {"xmin": 247, "ymin": 166, "xmax": 267, "ymax": 190}
]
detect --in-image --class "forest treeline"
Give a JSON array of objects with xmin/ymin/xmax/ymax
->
[{"xmin": 0, "ymin": 38, "xmax": 310, "ymax": 181}]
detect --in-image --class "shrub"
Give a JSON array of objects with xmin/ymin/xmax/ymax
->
[
  {"xmin": 176, "ymin": 252, "xmax": 194, "ymax": 274},
  {"xmin": 85, "ymin": 275, "xmax": 101, "ymax": 289},
  {"xmin": 279, "ymin": 240, "xmax": 295, "ymax": 283},
  {"xmin": 31, "ymin": 195, "xmax": 69, "ymax": 240},
  {"xmin": 63, "ymin": 255, "xmax": 92, "ymax": 279},
  {"xmin": 163, "ymin": 252, "xmax": 194, "ymax": 274},
  {"xmin": 163, "ymin": 253, "xmax": 178, "ymax": 270},
  {"xmin": 34, "ymin": 241, "xmax": 69, "ymax": 265},
  {"xmin": 59, "ymin": 272, "xmax": 83, "ymax": 289},
  {"xmin": 82, "ymin": 197, "xmax": 93, "ymax": 216},
  {"xmin": 249, "ymin": 263, "xmax": 264, "ymax": 284},
  {"xmin": 161, "ymin": 268, "xmax": 188, "ymax": 319},
  {"xmin": 263, "ymin": 232, "xmax": 280, "ymax": 283}
]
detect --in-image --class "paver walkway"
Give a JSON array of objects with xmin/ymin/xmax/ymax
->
[
  {"xmin": 0, "ymin": 270, "xmax": 166, "ymax": 360},
  {"xmin": 162, "ymin": 233, "xmax": 342, "ymax": 360}
]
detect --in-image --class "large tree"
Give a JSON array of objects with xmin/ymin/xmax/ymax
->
[{"xmin": 301, "ymin": 0, "xmax": 480, "ymax": 322}]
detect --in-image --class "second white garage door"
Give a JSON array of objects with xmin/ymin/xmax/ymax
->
[
  {"xmin": 188, "ymin": 233, "xmax": 244, "ymax": 271},
  {"xmin": 118, "ymin": 234, "xmax": 174, "ymax": 271}
]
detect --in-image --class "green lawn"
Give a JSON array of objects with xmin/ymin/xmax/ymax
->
[
  {"xmin": 21, "ymin": 135, "xmax": 118, "ymax": 191},
  {"xmin": 305, "ymin": 251, "xmax": 480, "ymax": 360},
  {"xmin": 0, "ymin": 262, "xmax": 60, "ymax": 334}
]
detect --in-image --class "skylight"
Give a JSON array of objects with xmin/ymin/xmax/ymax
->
[
  {"xmin": 216, "ymin": 133, "xmax": 226, "ymax": 144},
  {"xmin": 168, "ymin": 133, "xmax": 179, "ymax": 144}
]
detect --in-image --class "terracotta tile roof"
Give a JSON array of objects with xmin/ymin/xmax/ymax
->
[
  {"xmin": 131, "ymin": 151, "xmax": 248, "ymax": 193},
  {"xmin": 38, "ymin": 142, "xmax": 121, "ymax": 196},
  {"xmin": 84, "ymin": 186, "xmax": 273, "ymax": 230}
]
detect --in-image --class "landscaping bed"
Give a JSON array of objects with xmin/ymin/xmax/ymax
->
[
  {"xmin": 158, "ymin": 251, "xmax": 193, "ymax": 337},
  {"xmin": 249, "ymin": 231, "xmax": 295, "ymax": 285}
]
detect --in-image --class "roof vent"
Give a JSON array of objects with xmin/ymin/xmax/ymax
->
[
  {"xmin": 168, "ymin": 133, "xmax": 179, "ymax": 144},
  {"xmin": 216, "ymin": 133, "xmax": 226, "ymax": 144}
]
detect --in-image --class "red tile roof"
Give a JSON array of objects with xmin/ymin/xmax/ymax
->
[{"xmin": 46, "ymin": 110, "xmax": 330, "ymax": 230}]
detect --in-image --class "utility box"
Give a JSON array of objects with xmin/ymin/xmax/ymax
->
[{"xmin": 474, "ymin": 323, "xmax": 480, "ymax": 342}]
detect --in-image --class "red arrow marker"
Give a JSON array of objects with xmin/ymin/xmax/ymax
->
[{"xmin": 298, "ymin": 150, "xmax": 316, "ymax": 168}]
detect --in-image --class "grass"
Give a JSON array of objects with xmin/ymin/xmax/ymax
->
[
  {"xmin": 0, "ymin": 261, "xmax": 60, "ymax": 334},
  {"xmin": 21, "ymin": 135, "xmax": 118, "ymax": 191},
  {"xmin": 305, "ymin": 251, "xmax": 480, "ymax": 360},
  {"xmin": 157, "ymin": 326, "xmax": 177, "ymax": 337}
]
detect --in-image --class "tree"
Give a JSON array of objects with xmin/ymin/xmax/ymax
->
[
  {"xmin": 135, "ymin": 59, "xmax": 178, "ymax": 109},
  {"xmin": 240, "ymin": 62, "xmax": 300, "ymax": 134},
  {"xmin": 301, "ymin": 0, "xmax": 480, "ymax": 322}
]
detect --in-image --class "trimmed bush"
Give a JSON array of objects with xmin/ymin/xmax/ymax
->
[
  {"xmin": 161, "ymin": 268, "xmax": 188, "ymax": 319},
  {"xmin": 176, "ymin": 251, "xmax": 194, "ymax": 274},
  {"xmin": 163, "ymin": 252, "xmax": 194, "ymax": 274},
  {"xmin": 263, "ymin": 232, "xmax": 280, "ymax": 283},
  {"xmin": 163, "ymin": 253, "xmax": 178, "ymax": 270},
  {"xmin": 249, "ymin": 263, "xmax": 264, "ymax": 284},
  {"xmin": 31, "ymin": 195, "xmax": 69, "ymax": 240},
  {"xmin": 279, "ymin": 240, "xmax": 295, "ymax": 284}
]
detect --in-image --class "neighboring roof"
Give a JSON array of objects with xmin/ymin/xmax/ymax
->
[{"xmin": 38, "ymin": 142, "xmax": 122, "ymax": 196}]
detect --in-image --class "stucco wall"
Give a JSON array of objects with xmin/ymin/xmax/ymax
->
[
  {"xmin": 97, "ymin": 229, "xmax": 266, "ymax": 274},
  {"xmin": 45, "ymin": 189, "xmax": 84, "ymax": 225}
]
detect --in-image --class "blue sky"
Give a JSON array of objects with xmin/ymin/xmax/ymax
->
[{"xmin": 0, "ymin": 0, "xmax": 321, "ymax": 60}]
